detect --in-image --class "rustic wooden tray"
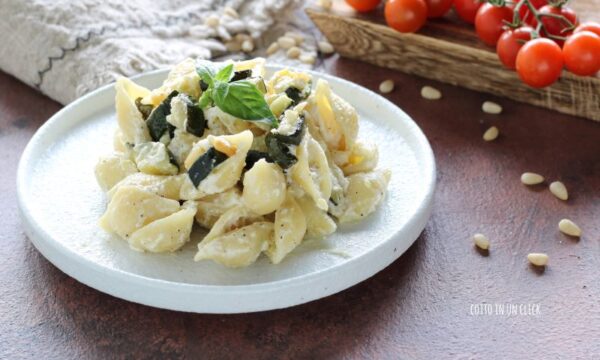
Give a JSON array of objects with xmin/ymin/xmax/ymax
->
[{"xmin": 307, "ymin": 2, "xmax": 600, "ymax": 122}]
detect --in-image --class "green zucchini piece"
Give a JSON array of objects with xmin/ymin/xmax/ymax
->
[
  {"xmin": 187, "ymin": 147, "xmax": 228, "ymax": 187},
  {"xmin": 200, "ymin": 80, "xmax": 209, "ymax": 91},
  {"xmin": 179, "ymin": 94, "xmax": 206, "ymax": 137},
  {"xmin": 135, "ymin": 98, "xmax": 153, "ymax": 120},
  {"xmin": 265, "ymin": 133, "xmax": 297, "ymax": 169},
  {"xmin": 273, "ymin": 114, "xmax": 305, "ymax": 146},
  {"xmin": 284, "ymin": 82, "xmax": 312, "ymax": 106},
  {"xmin": 146, "ymin": 90, "xmax": 179, "ymax": 141},
  {"xmin": 230, "ymin": 70, "xmax": 252, "ymax": 82},
  {"xmin": 245, "ymin": 150, "xmax": 272, "ymax": 170}
]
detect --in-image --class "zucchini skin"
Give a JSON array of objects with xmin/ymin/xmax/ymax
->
[
  {"xmin": 272, "ymin": 114, "xmax": 305, "ymax": 146},
  {"xmin": 179, "ymin": 94, "xmax": 206, "ymax": 137},
  {"xmin": 230, "ymin": 70, "xmax": 253, "ymax": 82},
  {"xmin": 244, "ymin": 150, "xmax": 272, "ymax": 170},
  {"xmin": 146, "ymin": 91, "xmax": 179, "ymax": 141},
  {"xmin": 135, "ymin": 98, "xmax": 153, "ymax": 120},
  {"xmin": 265, "ymin": 133, "xmax": 297, "ymax": 170},
  {"xmin": 187, "ymin": 147, "xmax": 228, "ymax": 187}
]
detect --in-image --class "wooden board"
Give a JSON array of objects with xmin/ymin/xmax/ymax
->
[{"xmin": 307, "ymin": 2, "xmax": 600, "ymax": 122}]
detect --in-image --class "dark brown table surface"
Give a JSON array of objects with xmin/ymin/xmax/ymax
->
[{"xmin": 1, "ymin": 50, "xmax": 599, "ymax": 358}]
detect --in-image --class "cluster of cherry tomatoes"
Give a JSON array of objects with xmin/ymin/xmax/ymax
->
[{"xmin": 344, "ymin": 0, "xmax": 600, "ymax": 88}]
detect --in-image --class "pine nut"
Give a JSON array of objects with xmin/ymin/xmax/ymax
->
[
  {"xmin": 241, "ymin": 39, "xmax": 254, "ymax": 53},
  {"xmin": 266, "ymin": 42, "xmax": 280, "ymax": 55},
  {"xmin": 483, "ymin": 126, "xmax": 499, "ymax": 141},
  {"xmin": 473, "ymin": 233, "xmax": 490, "ymax": 250},
  {"xmin": 558, "ymin": 219, "xmax": 581, "ymax": 237},
  {"xmin": 286, "ymin": 32, "xmax": 305, "ymax": 45},
  {"xmin": 205, "ymin": 15, "xmax": 220, "ymax": 28},
  {"xmin": 213, "ymin": 138, "xmax": 237, "ymax": 157},
  {"xmin": 527, "ymin": 253, "xmax": 548, "ymax": 267},
  {"xmin": 549, "ymin": 181, "xmax": 568, "ymax": 201},
  {"xmin": 482, "ymin": 101, "xmax": 503, "ymax": 114},
  {"xmin": 278, "ymin": 36, "xmax": 296, "ymax": 49},
  {"xmin": 379, "ymin": 79, "xmax": 395, "ymax": 94},
  {"xmin": 421, "ymin": 86, "xmax": 442, "ymax": 100},
  {"xmin": 225, "ymin": 40, "xmax": 242, "ymax": 52},
  {"xmin": 286, "ymin": 46, "xmax": 301, "ymax": 59},
  {"xmin": 318, "ymin": 0, "xmax": 332, "ymax": 10},
  {"xmin": 300, "ymin": 53, "xmax": 316, "ymax": 65},
  {"xmin": 318, "ymin": 41, "xmax": 335, "ymax": 54},
  {"xmin": 521, "ymin": 172, "xmax": 544, "ymax": 185},
  {"xmin": 223, "ymin": 6, "xmax": 239, "ymax": 19}
]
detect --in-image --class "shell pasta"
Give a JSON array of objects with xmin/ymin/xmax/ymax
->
[{"xmin": 95, "ymin": 58, "xmax": 390, "ymax": 267}]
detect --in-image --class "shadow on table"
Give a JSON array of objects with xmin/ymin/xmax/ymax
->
[{"xmin": 23, "ymin": 230, "xmax": 426, "ymax": 358}]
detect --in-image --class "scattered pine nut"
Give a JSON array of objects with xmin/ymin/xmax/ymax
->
[
  {"xmin": 300, "ymin": 53, "xmax": 316, "ymax": 65},
  {"xmin": 482, "ymin": 101, "xmax": 503, "ymax": 114},
  {"xmin": 286, "ymin": 46, "xmax": 301, "ymax": 59},
  {"xmin": 223, "ymin": 6, "xmax": 239, "ymax": 19},
  {"xmin": 473, "ymin": 233, "xmax": 490, "ymax": 250},
  {"xmin": 483, "ymin": 126, "xmax": 499, "ymax": 141},
  {"xmin": 421, "ymin": 86, "xmax": 442, "ymax": 100},
  {"xmin": 266, "ymin": 42, "xmax": 280, "ymax": 55},
  {"xmin": 241, "ymin": 39, "xmax": 254, "ymax": 53},
  {"xmin": 225, "ymin": 40, "xmax": 242, "ymax": 52},
  {"xmin": 521, "ymin": 172, "xmax": 544, "ymax": 185},
  {"xmin": 527, "ymin": 253, "xmax": 549, "ymax": 267},
  {"xmin": 205, "ymin": 15, "xmax": 220, "ymax": 28},
  {"xmin": 318, "ymin": 40, "xmax": 335, "ymax": 54},
  {"xmin": 379, "ymin": 79, "xmax": 395, "ymax": 94},
  {"xmin": 277, "ymin": 36, "xmax": 296, "ymax": 49},
  {"xmin": 318, "ymin": 0, "xmax": 333, "ymax": 10},
  {"xmin": 286, "ymin": 32, "xmax": 305, "ymax": 45},
  {"xmin": 549, "ymin": 181, "xmax": 568, "ymax": 201},
  {"xmin": 558, "ymin": 219, "xmax": 582, "ymax": 237}
]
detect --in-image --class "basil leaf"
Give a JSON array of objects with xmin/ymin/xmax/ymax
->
[
  {"xmin": 196, "ymin": 60, "xmax": 218, "ymax": 87},
  {"xmin": 214, "ymin": 63, "xmax": 234, "ymax": 82},
  {"xmin": 212, "ymin": 80, "xmax": 277, "ymax": 127},
  {"xmin": 198, "ymin": 91, "xmax": 212, "ymax": 109}
]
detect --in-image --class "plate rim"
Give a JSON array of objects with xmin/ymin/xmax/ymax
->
[{"xmin": 17, "ymin": 65, "xmax": 436, "ymax": 313}]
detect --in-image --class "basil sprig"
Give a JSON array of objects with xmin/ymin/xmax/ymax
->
[{"xmin": 196, "ymin": 61, "xmax": 277, "ymax": 127}]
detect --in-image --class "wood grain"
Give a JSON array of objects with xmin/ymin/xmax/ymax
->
[
  {"xmin": 307, "ymin": 7, "xmax": 600, "ymax": 122},
  {"xmin": 1, "ymin": 55, "xmax": 599, "ymax": 358}
]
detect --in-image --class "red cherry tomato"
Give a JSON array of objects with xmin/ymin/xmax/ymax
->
[
  {"xmin": 345, "ymin": 0, "xmax": 382, "ymax": 12},
  {"xmin": 475, "ymin": 4, "xmax": 514, "ymax": 46},
  {"xmin": 533, "ymin": 5, "xmax": 578, "ymax": 42},
  {"xmin": 562, "ymin": 31, "xmax": 600, "ymax": 76},
  {"xmin": 574, "ymin": 22, "xmax": 600, "ymax": 37},
  {"xmin": 425, "ymin": 0, "xmax": 453, "ymax": 18},
  {"xmin": 496, "ymin": 27, "xmax": 534, "ymax": 69},
  {"xmin": 453, "ymin": 0, "xmax": 482, "ymax": 24},
  {"xmin": 516, "ymin": 38, "xmax": 564, "ymax": 88},
  {"xmin": 385, "ymin": 0, "xmax": 428, "ymax": 33},
  {"xmin": 517, "ymin": 0, "xmax": 547, "ymax": 25}
]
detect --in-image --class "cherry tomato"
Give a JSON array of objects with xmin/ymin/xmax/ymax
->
[
  {"xmin": 496, "ymin": 27, "xmax": 534, "ymax": 69},
  {"xmin": 345, "ymin": 0, "xmax": 382, "ymax": 12},
  {"xmin": 533, "ymin": 5, "xmax": 578, "ymax": 42},
  {"xmin": 562, "ymin": 31, "xmax": 600, "ymax": 76},
  {"xmin": 453, "ymin": 0, "xmax": 482, "ymax": 24},
  {"xmin": 425, "ymin": 0, "xmax": 453, "ymax": 18},
  {"xmin": 475, "ymin": 4, "xmax": 514, "ymax": 46},
  {"xmin": 574, "ymin": 22, "xmax": 600, "ymax": 37},
  {"xmin": 517, "ymin": 0, "xmax": 547, "ymax": 25},
  {"xmin": 385, "ymin": 0, "xmax": 428, "ymax": 33},
  {"xmin": 516, "ymin": 38, "xmax": 564, "ymax": 88}
]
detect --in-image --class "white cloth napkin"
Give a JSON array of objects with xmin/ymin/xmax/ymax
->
[{"xmin": 0, "ymin": 0, "xmax": 300, "ymax": 104}]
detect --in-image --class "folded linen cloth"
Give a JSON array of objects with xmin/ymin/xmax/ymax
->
[{"xmin": 0, "ymin": 0, "xmax": 302, "ymax": 104}]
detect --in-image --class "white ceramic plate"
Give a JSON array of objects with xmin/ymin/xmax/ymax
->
[{"xmin": 17, "ymin": 66, "xmax": 435, "ymax": 313}]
